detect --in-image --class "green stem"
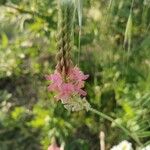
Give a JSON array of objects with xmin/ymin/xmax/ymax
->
[
  {"xmin": 89, "ymin": 107, "xmax": 142, "ymax": 146},
  {"xmin": 77, "ymin": 29, "xmax": 81, "ymax": 66}
]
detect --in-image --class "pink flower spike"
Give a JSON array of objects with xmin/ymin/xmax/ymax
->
[{"xmin": 46, "ymin": 66, "xmax": 89, "ymax": 102}]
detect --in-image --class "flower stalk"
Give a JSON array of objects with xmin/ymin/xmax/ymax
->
[
  {"xmin": 89, "ymin": 107, "xmax": 142, "ymax": 146},
  {"xmin": 46, "ymin": 0, "xmax": 89, "ymax": 106},
  {"xmin": 56, "ymin": 0, "xmax": 75, "ymax": 76}
]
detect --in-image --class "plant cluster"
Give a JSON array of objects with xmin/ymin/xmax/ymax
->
[{"xmin": 0, "ymin": 0, "xmax": 150, "ymax": 149}]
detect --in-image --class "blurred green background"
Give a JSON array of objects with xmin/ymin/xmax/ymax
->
[{"xmin": 0, "ymin": 0, "xmax": 150, "ymax": 149}]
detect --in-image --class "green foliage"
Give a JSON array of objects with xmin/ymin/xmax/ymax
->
[{"xmin": 0, "ymin": 0, "xmax": 150, "ymax": 149}]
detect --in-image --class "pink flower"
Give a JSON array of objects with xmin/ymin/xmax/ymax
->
[
  {"xmin": 48, "ymin": 143, "xmax": 61, "ymax": 150},
  {"xmin": 69, "ymin": 67, "xmax": 89, "ymax": 81},
  {"xmin": 46, "ymin": 66, "xmax": 89, "ymax": 102},
  {"xmin": 56, "ymin": 83, "xmax": 74, "ymax": 102},
  {"xmin": 45, "ymin": 71, "xmax": 62, "ymax": 86},
  {"xmin": 68, "ymin": 67, "xmax": 89, "ymax": 96},
  {"xmin": 45, "ymin": 72, "xmax": 62, "ymax": 92}
]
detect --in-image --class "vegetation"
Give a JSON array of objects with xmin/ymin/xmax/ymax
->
[{"xmin": 0, "ymin": 0, "xmax": 150, "ymax": 149}]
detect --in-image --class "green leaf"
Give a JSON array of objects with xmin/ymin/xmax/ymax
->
[
  {"xmin": 137, "ymin": 131, "xmax": 150, "ymax": 138},
  {"xmin": 124, "ymin": 13, "xmax": 132, "ymax": 51},
  {"xmin": 1, "ymin": 33, "xmax": 8, "ymax": 48},
  {"xmin": 76, "ymin": 0, "xmax": 82, "ymax": 28}
]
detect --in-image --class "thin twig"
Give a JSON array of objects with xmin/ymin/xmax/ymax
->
[{"xmin": 4, "ymin": 4, "xmax": 54, "ymax": 24}]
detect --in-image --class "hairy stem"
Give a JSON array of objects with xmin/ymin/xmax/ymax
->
[{"xmin": 89, "ymin": 107, "xmax": 142, "ymax": 146}]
